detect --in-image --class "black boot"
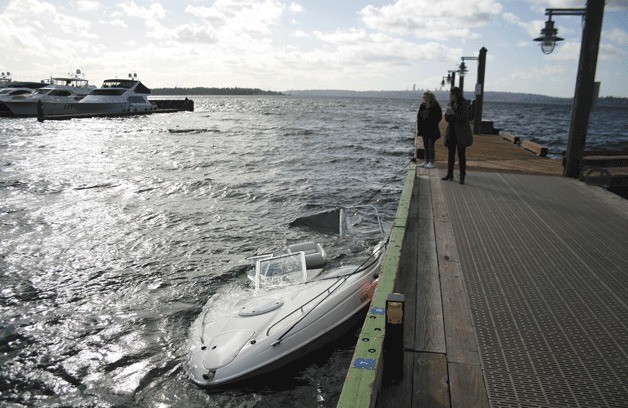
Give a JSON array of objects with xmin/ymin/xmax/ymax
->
[
  {"xmin": 459, "ymin": 176, "xmax": 465, "ymax": 185},
  {"xmin": 442, "ymin": 174, "xmax": 454, "ymax": 181}
]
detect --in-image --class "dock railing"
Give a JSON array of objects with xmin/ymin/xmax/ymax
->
[{"xmin": 336, "ymin": 165, "xmax": 416, "ymax": 408}]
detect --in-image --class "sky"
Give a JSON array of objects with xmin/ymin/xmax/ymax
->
[{"xmin": 0, "ymin": 0, "xmax": 626, "ymax": 98}]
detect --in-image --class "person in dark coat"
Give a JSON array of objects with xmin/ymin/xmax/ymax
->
[
  {"xmin": 416, "ymin": 91, "xmax": 442, "ymax": 168},
  {"xmin": 442, "ymin": 87, "xmax": 473, "ymax": 184}
]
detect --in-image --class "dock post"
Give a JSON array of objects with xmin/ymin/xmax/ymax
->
[
  {"xmin": 563, "ymin": 0, "xmax": 605, "ymax": 177},
  {"xmin": 384, "ymin": 292, "xmax": 405, "ymax": 384},
  {"xmin": 36, "ymin": 100, "xmax": 44, "ymax": 123},
  {"xmin": 472, "ymin": 47, "xmax": 487, "ymax": 134}
]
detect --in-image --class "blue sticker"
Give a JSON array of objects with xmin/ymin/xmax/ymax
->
[
  {"xmin": 353, "ymin": 358, "xmax": 376, "ymax": 370},
  {"xmin": 370, "ymin": 307, "xmax": 385, "ymax": 315}
]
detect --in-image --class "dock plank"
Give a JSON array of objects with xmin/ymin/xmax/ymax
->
[
  {"xmin": 415, "ymin": 171, "xmax": 446, "ymax": 353},
  {"xmin": 376, "ymin": 351, "xmax": 415, "ymax": 408},
  {"xmin": 413, "ymin": 352, "xmax": 450, "ymax": 407},
  {"xmin": 430, "ymin": 170, "xmax": 480, "ymax": 365},
  {"xmin": 448, "ymin": 362, "xmax": 488, "ymax": 408}
]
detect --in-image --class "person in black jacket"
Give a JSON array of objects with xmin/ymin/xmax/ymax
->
[
  {"xmin": 442, "ymin": 87, "xmax": 473, "ymax": 184},
  {"xmin": 416, "ymin": 91, "xmax": 442, "ymax": 169}
]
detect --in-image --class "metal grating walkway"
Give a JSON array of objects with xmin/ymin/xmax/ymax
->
[{"xmin": 441, "ymin": 172, "xmax": 628, "ymax": 407}]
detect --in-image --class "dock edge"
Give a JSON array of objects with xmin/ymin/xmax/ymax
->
[{"xmin": 336, "ymin": 165, "xmax": 416, "ymax": 408}]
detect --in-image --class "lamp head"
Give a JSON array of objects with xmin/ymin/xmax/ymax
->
[
  {"xmin": 534, "ymin": 19, "xmax": 564, "ymax": 54},
  {"xmin": 459, "ymin": 61, "xmax": 467, "ymax": 77}
]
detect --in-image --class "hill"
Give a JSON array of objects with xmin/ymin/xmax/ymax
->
[{"xmin": 285, "ymin": 89, "xmax": 628, "ymax": 108}]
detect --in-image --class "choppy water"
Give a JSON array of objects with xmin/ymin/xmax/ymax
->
[
  {"xmin": 0, "ymin": 96, "xmax": 409, "ymax": 408},
  {"xmin": 483, "ymin": 101, "xmax": 628, "ymax": 157},
  {"xmin": 1, "ymin": 96, "xmax": 626, "ymax": 407}
]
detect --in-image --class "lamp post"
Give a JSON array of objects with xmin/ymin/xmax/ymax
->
[
  {"xmin": 448, "ymin": 49, "xmax": 487, "ymax": 133},
  {"xmin": 446, "ymin": 70, "xmax": 457, "ymax": 91},
  {"xmin": 458, "ymin": 56, "xmax": 479, "ymax": 95},
  {"xmin": 533, "ymin": 1, "xmax": 605, "ymax": 178},
  {"xmin": 458, "ymin": 61, "xmax": 468, "ymax": 94}
]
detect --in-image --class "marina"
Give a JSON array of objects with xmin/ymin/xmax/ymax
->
[
  {"xmin": 0, "ymin": 95, "xmax": 626, "ymax": 407},
  {"xmin": 0, "ymin": 72, "xmax": 194, "ymax": 120}
]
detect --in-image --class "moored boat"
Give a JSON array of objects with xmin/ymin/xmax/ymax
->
[
  {"xmin": 185, "ymin": 205, "xmax": 387, "ymax": 388},
  {"xmin": 73, "ymin": 72, "xmax": 157, "ymax": 116},
  {"xmin": 0, "ymin": 72, "xmax": 49, "ymax": 116},
  {"xmin": 3, "ymin": 69, "xmax": 95, "ymax": 117}
]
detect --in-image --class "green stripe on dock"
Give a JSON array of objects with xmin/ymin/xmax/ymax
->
[{"xmin": 337, "ymin": 165, "xmax": 416, "ymax": 408}]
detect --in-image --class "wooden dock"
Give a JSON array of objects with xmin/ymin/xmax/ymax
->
[{"xmin": 338, "ymin": 127, "xmax": 628, "ymax": 407}]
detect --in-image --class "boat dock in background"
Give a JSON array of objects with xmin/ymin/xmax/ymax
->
[
  {"xmin": 36, "ymin": 98, "xmax": 194, "ymax": 121},
  {"xmin": 337, "ymin": 123, "xmax": 628, "ymax": 407}
]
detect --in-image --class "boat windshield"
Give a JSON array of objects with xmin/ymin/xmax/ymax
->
[
  {"xmin": 255, "ymin": 252, "xmax": 307, "ymax": 291},
  {"xmin": 90, "ymin": 89, "xmax": 126, "ymax": 96},
  {"xmin": 49, "ymin": 90, "xmax": 72, "ymax": 97}
]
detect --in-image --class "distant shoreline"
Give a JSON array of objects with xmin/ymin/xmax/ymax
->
[
  {"xmin": 152, "ymin": 87, "xmax": 283, "ymax": 96},
  {"xmin": 152, "ymin": 87, "xmax": 627, "ymax": 108}
]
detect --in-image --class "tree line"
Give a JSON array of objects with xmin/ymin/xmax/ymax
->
[{"xmin": 152, "ymin": 87, "xmax": 283, "ymax": 96}]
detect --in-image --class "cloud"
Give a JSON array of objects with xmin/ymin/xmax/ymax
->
[
  {"xmin": 185, "ymin": 5, "xmax": 227, "ymax": 25},
  {"xmin": 77, "ymin": 0, "xmax": 101, "ymax": 13},
  {"xmin": 54, "ymin": 13, "xmax": 93, "ymax": 36},
  {"xmin": 289, "ymin": 2, "xmax": 303, "ymax": 14},
  {"xmin": 185, "ymin": 0, "xmax": 285, "ymax": 35},
  {"xmin": 359, "ymin": 0, "xmax": 503, "ymax": 39},
  {"xmin": 118, "ymin": 1, "xmax": 166, "ymax": 20},
  {"xmin": 606, "ymin": 28, "xmax": 628, "ymax": 45},
  {"xmin": 110, "ymin": 19, "xmax": 127, "ymax": 28},
  {"xmin": 503, "ymin": 12, "xmax": 549, "ymax": 39}
]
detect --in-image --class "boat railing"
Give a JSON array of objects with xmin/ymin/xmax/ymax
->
[{"xmin": 266, "ymin": 275, "xmax": 348, "ymax": 341}]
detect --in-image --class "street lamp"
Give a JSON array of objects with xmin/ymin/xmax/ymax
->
[
  {"xmin": 533, "ymin": 8, "xmax": 584, "ymax": 54},
  {"xmin": 458, "ymin": 57, "xmax": 478, "ymax": 94},
  {"xmin": 446, "ymin": 70, "xmax": 457, "ymax": 90},
  {"xmin": 533, "ymin": 1, "xmax": 604, "ymax": 178},
  {"xmin": 534, "ymin": 18, "xmax": 563, "ymax": 54},
  {"xmin": 455, "ymin": 49, "xmax": 487, "ymax": 133}
]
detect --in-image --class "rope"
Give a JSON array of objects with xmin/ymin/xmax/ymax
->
[{"xmin": 362, "ymin": 159, "xmax": 412, "ymax": 205}]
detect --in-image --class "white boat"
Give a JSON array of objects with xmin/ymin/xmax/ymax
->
[
  {"xmin": 0, "ymin": 73, "xmax": 48, "ymax": 116},
  {"xmin": 0, "ymin": 87, "xmax": 35, "ymax": 102},
  {"xmin": 74, "ymin": 73, "xmax": 157, "ymax": 115},
  {"xmin": 185, "ymin": 206, "xmax": 387, "ymax": 387},
  {"xmin": 3, "ymin": 69, "xmax": 95, "ymax": 117}
]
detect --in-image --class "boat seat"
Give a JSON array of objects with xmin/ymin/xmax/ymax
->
[{"xmin": 288, "ymin": 241, "xmax": 327, "ymax": 269}]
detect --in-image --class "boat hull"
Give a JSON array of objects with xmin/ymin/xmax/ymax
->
[
  {"xmin": 185, "ymin": 257, "xmax": 382, "ymax": 388},
  {"xmin": 75, "ymin": 102, "xmax": 156, "ymax": 115},
  {"xmin": 5, "ymin": 101, "xmax": 80, "ymax": 117}
]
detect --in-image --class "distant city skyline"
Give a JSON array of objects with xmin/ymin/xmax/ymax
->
[{"xmin": 0, "ymin": 0, "xmax": 627, "ymax": 98}]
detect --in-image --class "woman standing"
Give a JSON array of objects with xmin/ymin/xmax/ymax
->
[
  {"xmin": 442, "ymin": 87, "xmax": 473, "ymax": 184},
  {"xmin": 416, "ymin": 91, "xmax": 442, "ymax": 169}
]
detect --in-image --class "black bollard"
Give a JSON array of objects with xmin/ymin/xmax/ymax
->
[
  {"xmin": 384, "ymin": 292, "xmax": 405, "ymax": 384},
  {"xmin": 36, "ymin": 100, "xmax": 44, "ymax": 122}
]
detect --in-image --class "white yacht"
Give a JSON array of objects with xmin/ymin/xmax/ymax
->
[
  {"xmin": 185, "ymin": 206, "xmax": 387, "ymax": 387},
  {"xmin": 0, "ymin": 72, "xmax": 47, "ymax": 116},
  {"xmin": 3, "ymin": 69, "xmax": 95, "ymax": 117},
  {"xmin": 74, "ymin": 73, "xmax": 156, "ymax": 115}
]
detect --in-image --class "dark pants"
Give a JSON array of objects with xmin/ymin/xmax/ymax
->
[
  {"xmin": 422, "ymin": 136, "xmax": 435, "ymax": 162},
  {"xmin": 447, "ymin": 143, "xmax": 466, "ymax": 177}
]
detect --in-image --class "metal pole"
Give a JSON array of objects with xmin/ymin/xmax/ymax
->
[
  {"xmin": 459, "ymin": 75, "xmax": 465, "ymax": 95},
  {"xmin": 473, "ymin": 47, "xmax": 487, "ymax": 134},
  {"xmin": 563, "ymin": 0, "xmax": 605, "ymax": 178}
]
